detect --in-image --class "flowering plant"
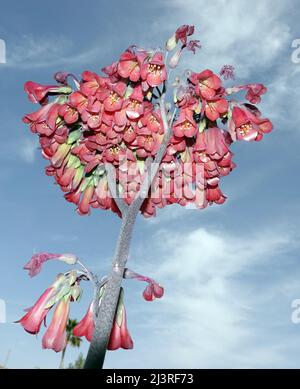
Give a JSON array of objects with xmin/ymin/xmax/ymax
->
[{"xmin": 19, "ymin": 25, "xmax": 272, "ymax": 368}]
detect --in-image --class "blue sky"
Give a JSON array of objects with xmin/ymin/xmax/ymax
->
[{"xmin": 0, "ymin": 0, "xmax": 300, "ymax": 368}]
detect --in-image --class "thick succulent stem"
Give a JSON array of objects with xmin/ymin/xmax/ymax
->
[
  {"xmin": 83, "ymin": 206, "xmax": 139, "ymax": 369},
  {"xmin": 84, "ymin": 93, "xmax": 173, "ymax": 369}
]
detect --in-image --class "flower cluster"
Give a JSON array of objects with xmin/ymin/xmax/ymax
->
[
  {"xmin": 22, "ymin": 25, "xmax": 273, "ymax": 219},
  {"xmin": 73, "ymin": 286, "xmax": 134, "ymax": 350},
  {"xmin": 72, "ymin": 269, "xmax": 164, "ymax": 348},
  {"xmin": 18, "ymin": 254, "xmax": 164, "ymax": 352},
  {"xmin": 17, "ymin": 271, "xmax": 82, "ymax": 352}
]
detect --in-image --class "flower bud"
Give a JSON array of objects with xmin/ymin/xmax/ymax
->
[
  {"xmin": 70, "ymin": 283, "xmax": 82, "ymax": 301},
  {"xmin": 169, "ymin": 49, "xmax": 182, "ymax": 69},
  {"xmin": 165, "ymin": 34, "xmax": 177, "ymax": 51},
  {"xmin": 57, "ymin": 253, "xmax": 78, "ymax": 265}
]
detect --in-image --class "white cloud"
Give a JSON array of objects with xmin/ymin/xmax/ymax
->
[
  {"xmin": 18, "ymin": 138, "xmax": 38, "ymax": 163},
  {"xmin": 106, "ymin": 225, "xmax": 300, "ymax": 368},
  {"xmin": 263, "ymin": 64, "xmax": 300, "ymax": 125},
  {"xmin": 156, "ymin": 0, "xmax": 291, "ymax": 77},
  {"xmin": 5, "ymin": 34, "xmax": 107, "ymax": 69},
  {"xmin": 153, "ymin": 0, "xmax": 300, "ymax": 130},
  {"xmin": 0, "ymin": 136, "xmax": 38, "ymax": 164}
]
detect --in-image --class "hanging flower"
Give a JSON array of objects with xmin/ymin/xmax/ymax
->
[
  {"xmin": 107, "ymin": 288, "xmax": 133, "ymax": 350},
  {"xmin": 24, "ymin": 252, "xmax": 78, "ymax": 277}
]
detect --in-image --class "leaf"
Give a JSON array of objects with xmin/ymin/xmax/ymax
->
[
  {"xmin": 137, "ymin": 159, "xmax": 145, "ymax": 175},
  {"xmin": 198, "ymin": 118, "xmax": 206, "ymax": 133},
  {"xmin": 67, "ymin": 129, "xmax": 82, "ymax": 145},
  {"xmin": 45, "ymin": 285, "xmax": 71, "ymax": 308},
  {"xmin": 116, "ymin": 288, "xmax": 124, "ymax": 327}
]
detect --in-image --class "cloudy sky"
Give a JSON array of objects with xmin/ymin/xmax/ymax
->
[{"xmin": 0, "ymin": 0, "xmax": 300, "ymax": 368}]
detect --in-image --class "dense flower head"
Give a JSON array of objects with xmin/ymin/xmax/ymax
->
[
  {"xmin": 22, "ymin": 26, "xmax": 273, "ymax": 219},
  {"xmin": 17, "ymin": 271, "xmax": 82, "ymax": 350}
]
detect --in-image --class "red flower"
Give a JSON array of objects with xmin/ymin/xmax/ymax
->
[
  {"xmin": 24, "ymin": 81, "xmax": 65, "ymax": 104},
  {"xmin": 107, "ymin": 289, "xmax": 133, "ymax": 350},
  {"xmin": 230, "ymin": 106, "xmax": 273, "ymax": 141},
  {"xmin": 173, "ymin": 109, "xmax": 197, "ymax": 138},
  {"xmin": 140, "ymin": 110, "xmax": 163, "ymax": 134},
  {"xmin": 225, "ymin": 83, "xmax": 267, "ymax": 104},
  {"xmin": 103, "ymin": 82, "xmax": 126, "ymax": 112},
  {"xmin": 194, "ymin": 127, "xmax": 230, "ymax": 161},
  {"xmin": 141, "ymin": 52, "xmax": 167, "ymax": 87},
  {"xmin": 124, "ymin": 85, "xmax": 144, "ymax": 119},
  {"xmin": 175, "ymin": 25, "xmax": 195, "ymax": 45},
  {"xmin": 123, "ymin": 125, "xmax": 137, "ymax": 144},
  {"xmin": 23, "ymin": 252, "xmax": 78, "ymax": 277},
  {"xmin": 68, "ymin": 91, "xmax": 88, "ymax": 114},
  {"xmin": 189, "ymin": 69, "xmax": 222, "ymax": 100},
  {"xmin": 168, "ymin": 135, "xmax": 187, "ymax": 155},
  {"xmin": 244, "ymin": 83, "xmax": 267, "ymax": 104},
  {"xmin": 23, "ymin": 103, "xmax": 60, "ymax": 136},
  {"xmin": 193, "ymin": 127, "xmax": 235, "ymax": 208},
  {"xmin": 206, "ymin": 185, "xmax": 226, "ymax": 204},
  {"xmin": 117, "ymin": 50, "xmax": 141, "ymax": 82},
  {"xmin": 73, "ymin": 302, "xmax": 94, "ymax": 342},
  {"xmin": 205, "ymin": 98, "xmax": 228, "ymax": 121},
  {"xmin": 58, "ymin": 104, "xmax": 79, "ymax": 124},
  {"xmin": 17, "ymin": 287, "xmax": 55, "ymax": 334},
  {"xmin": 143, "ymin": 283, "xmax": 164, "ymax": 301},
  {"xmin": 42, "ymin": 297, "xmax": 70, "ymax": 352},
  {"xmin": 102, "ymin": 61, "xmax": 120, "ymax": 82},
  {"xmin": 136, "ymin": 133, "xmax": 162, "ymax": 157},
  {"xmin": 77, "ymin": 185, "xmax": 95, "ymax": 215},
  {"xmin": 123, "ymin": 268, "xmax": 164, "ymax": 301},
  {"xmin": 80, "ymin": 71, "xmax": 105, "ymax": 96},
  {"xmin": 17, "ymin": 272, "xmax": 74, "ymax": 334}
]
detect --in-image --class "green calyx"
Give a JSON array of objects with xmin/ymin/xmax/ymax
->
[
  {"xmin": 198, "ymin": 118, "xmax": 206, "ymax": 133},
  {"xmin": 45, "ymin": 271, "xmax": 78, "ymax": 309},
  {"xmin": 67, "ymin": 129, "xmax": 82, "ymax": 145},
  {"xmin": 70, "ymin": 283, "xmax": 82, "ymax": 302},
  {"xmin": 58, "ymin": 86, "xmax": 73, "ymax": 95},
  {"xmin": 115, "ymin": 287, "xmax": 124, "ymax": 328}
]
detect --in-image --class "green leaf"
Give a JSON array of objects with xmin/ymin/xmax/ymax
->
[
  {"xmin": 137, "ymin": 159, "xmax": 145, "ymax": 175},
  {"xmin": 45, "ymin": 285, "xmax": 71, "ymax": 308},
  {"xmin": 66, "ymin": 154, "xmax": 79, "ymax": 168},
  {"xmin": 195, "ymin": 101, "xmax": 202, "ymax": 115},
  {"xmin": 227, "ymin": 108, "xmax": 232, "ymax": 122},
  {"xmin": 115, "ymin": 288, "xmax": 124, "ymax": 327},
  {"xmin": 73, "ymin": 166, "xmax": 84, "ymax": 188},
  {"xmin": 67, "ymin": 270, "xmax": 78, "ymax": 286},
  {"xmin": 55, "ymin": 95, "xmax": 69, "ymax": 104},
  {"xmin": 70, "ymin": 284, "xmax": 82, "ymax": 302},
  {"xmin": 198, "ymin": 118, "xmax": 206, "ymax": 133},
  {"xmin": 58, "ymin": 86, "xmax": 73, "ymax": 94},
  {"xmin": 80, "ymin": 176, "xmax": 93, "ymax": 192},
  {"xmin": 124, "ymin": 85, "xmax": 134, "ymax": 99},
  {"xmin": 93, "ymin": 174, "xmax": 100, "ymax": 187},
  {"xmin": 67, "ymin": 129, "xmax": 82, "ymax": 145}
]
